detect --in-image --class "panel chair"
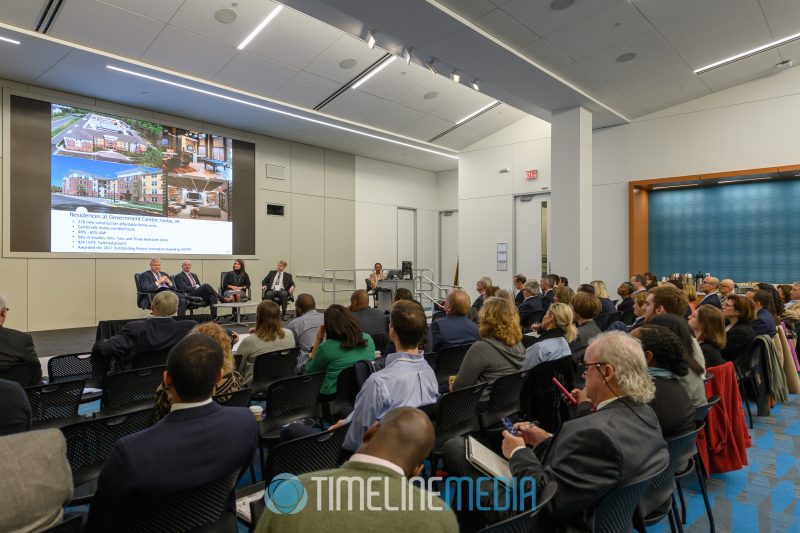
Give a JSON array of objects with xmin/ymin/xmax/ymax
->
[
  {"xmin": 25, "ymin": 379, "xmax": 85, "ymax": 429},
  {"xmin": 0, "ymin": 362, "xmax": 41, "ymax": 387},
  {"xmin": 133, "ymin": 273, "xmax": 153, "ymax": 310},
  {"xmin": 592, "ymin": 465, "xmax": 666, "ymax": 533},
  {"xmin": 249, "ymin": 347, "xmax": 300, "ymax": 400},
  {"xmin": 219, "ymin": 272, "xmax": 251, "ymax": 321},
  {"xmin": 169, "ymin": 274, "xmax": 208, "ymax": 317},
  {"xmin": 476, "ymin": 480, "xmax": 558, "ymax": 533},
  {"xmin": 47, "ymin": 353, "xmax": 93, "ymax": 384},
  {"xmin": 100, "ymin": 365, "xmax": 165, "ymax": 415}
]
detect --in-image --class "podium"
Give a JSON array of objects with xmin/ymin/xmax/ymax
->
[{"xmin": 376, "ymin": 279, "xmax": 415, "ymax": 312}]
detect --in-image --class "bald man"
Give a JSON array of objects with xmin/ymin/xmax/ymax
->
[
  {"xmin": 350, "ymin": 289, "xmax": 388, "ymax": 340},
  {"xmin": 698, "ymin": 276, "xmax": 722, "ymax": 309},
  {"xmin": 430, "ymin": 289, "xmax": 479, "ymax": 352},
  {"xmin": 255, "ymin": 407, "xmax": 458, "ymax": 532},
  {"xmin": 718, "ymin": 279, "xmax": 735, "ymax": 306}
]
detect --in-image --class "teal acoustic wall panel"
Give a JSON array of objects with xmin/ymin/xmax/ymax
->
[{"xmin": 648, "ymin": 180, "xmax": 800, "ymax": 284}]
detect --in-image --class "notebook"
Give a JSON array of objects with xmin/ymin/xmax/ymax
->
[{"xmin": 465, "ymin": 435, "xmax": 513, "ymax": 480}]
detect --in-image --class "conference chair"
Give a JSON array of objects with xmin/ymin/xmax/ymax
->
[
  {"xmin": 42, "ymin": 514, "xmax": 82, "ymax": 533},
  {"xmin": 130, "ymin": 348, "xmax": 170, "ymax": 370},
  {"xmin": 477, "ymin": 370, "xmax": 528, "ymax": 437},
  {"xmin": 99, "ymin": 365, "xmax": 166, "ymax": 415},
  {"xmin": 592, "ymin": 465, "xmax": 666, "ymax": 533},
  {"xmin": 133, "ymin": 273, "xmax": 153, "ymax": 310},
  {"xmin": 47, "ymin": 352, "xmax": 92, "ymax": 384},
  {"xmin": 249, "ymin": 347, "xmax": 300, "ymax": 400},
  {"xmin": 95, "ymin": 318, "xmax": 138, "ymax": 342},
  {"xmin": 521, "ymin": 356, "xmax": 578, "ymax": 434},
  {"xmin": 595, "ymin": 311, "xmax": 621, "ymax": 332},
  {"xmin": 476, "ymin": 480, "xmax": 558, "ymax": 533},
  {"xmin": 24, "ymin": 379, "xmax": 85, "ymax": 429},
  {"xmin": 428, "ymin": 383, "xmax": 487, "ymax": 467},
  {"xmin": 213, "ymin": 388, "xmax": 252, "ymax": 408},
  {"xmin": 262, "ymin": 422, "xmax": 350, "ymax": 484},
  {"xmin": 737, "ymin": 338, "xmax": 770, "ymax": 427},
  {"xmin": 320, "ymin": 364, "xmax": 360, "ymax": 423},
  {"xmin": 0, "ymin": 362, "xmax": 41, "ymax": 387},
  {"xmin": 428, "ymin": 342, "xmax": 474, "ymax": 386}
]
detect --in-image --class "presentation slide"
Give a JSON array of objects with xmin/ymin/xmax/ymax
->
[{"xmin": 49, "ymin": 104, "xmax": 233, "ymax": 254}]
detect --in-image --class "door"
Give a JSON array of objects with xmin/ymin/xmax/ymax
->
[
  {"xmin": 514, "ymin": 194, "xmax": 550, "ymax": 279},
  {"xmin": 439, "ymin": 210, "xmax": 458, "ymax": 288}
]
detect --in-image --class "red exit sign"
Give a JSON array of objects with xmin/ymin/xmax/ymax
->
[{"xmin": 525, "ymin": 169, "xmax": 538, "ymax": 180}]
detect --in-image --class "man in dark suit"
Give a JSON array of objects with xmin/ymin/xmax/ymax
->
[
  {"xmin": 174, "ymin": 260, "xmax": 220, "ymax": 319},
  {"xmin": 698, "ymin": 276, "xmax": 722, "ymax": 309},
  {"xmin": 86, "ymin": 335, "xmax": 257, "ymax": 532},
  {"xmin": 616, "ymin": 281, "xmax": 636, "ymax": 325},
  {"xmin": 262, "ymin": 260, "xmax": 295, "ymax": 318},
  {"xmin": 90, "ymin": 291, "xmax": 195, "ymax": 377},
  {"xmin": 0, "ymin": 294, "xmax": 42, "ymax": 385},
  {"xmin": 540, "ymin": 274, "xmax": 558, "ymax": 312},
  {"xmin": 0, "ymin": 378, "xmax": 31, "ymax": 435},
  {"xmin": 430, "ymin": 289, "xmax": 479, "ymax": 352},
  {"xmin": 469, "ymin": 276, "xmax": 492, "ymax": 321},
  {"xmin": 513, "ymin": 274, "xmax": 526, "ymax": 306},
  {"xmin": 350, "ymin": 289, "xmax": 387, "ymax": 341},
  {"xmin": 139, "ymin": 258, "xmax": 187, "ymax": 317},
  {"xmin": 518, "ymin": 280, "xmax": 544, "ymax": 332}
]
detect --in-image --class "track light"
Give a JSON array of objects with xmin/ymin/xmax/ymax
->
[
  {"xmin": 351, "ymin": 56, "xmax": 396, "ymax": 90},
  {"xmin": 367, "ymin": 31, "xmax": 376, "ymax": 49},
  {"xmin": 403, "ymin": 48, "xmax": 411, "ymax": 65},
  {"xmin": 427, "ymin": 59, "xmax": 438, "ymax": 76},
  {"xmin": 452, "ymin": 71, "xmax": 460, "ymax": 83},
  {"xmin": 471, "ymin": 80, "xmax": 480, "ymax": 91},
  {"xmin": 694, "ymin": 31, "xmax": 800, "ymax": 74}
]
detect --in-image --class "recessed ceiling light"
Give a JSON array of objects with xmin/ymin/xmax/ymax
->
[
  {"xmin": 339, "ymin": 58, "xmax": 357, "ymax": 69},
  {"xmin": 0, "ymin": 35, "xmax": 21, "ymax": 45},
  {"xmin": 423, "ymin": 91, "xmax": 438, "ymax": 100},
  {"xmin": 367, "ymin": 31, "xmax": 376, "ymax": 49},
  {"xmin": 237, "ymin": 4, "xmax": 283, "ymax": 50},
  {"xmin": 456, "ymin": 101, "xmax": 498, "ymax": 124},
  {"xmin": 550, "ymin": 0, "xmax": 575, "ymax": 10},
  {"xmin": 351, "ymin": 56, "xmax": 396, "ymax": 90},
  {"xmin": 695, "ymin": 31, "xmax": 800, "ymax": 74},
  {"xmin": 214, "ymin": 8, "xmax": 237, "ymax": 24},
  {"xmin": 616, "ymin": 52, "xmax": 637, "ymax": 63}
]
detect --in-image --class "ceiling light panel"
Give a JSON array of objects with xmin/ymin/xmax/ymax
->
[
  {"xmin": 694, "ymin": 31, "xmax": 800, "ymax": 74},
  {"xmin": 351, "ymin": 56, "xmax": 396, "ymax": 90},
  {"xmin": 0, "ymin": 35, "xmax": 21, "ymax": 45},
  {"xmin": 456, "ymin": 100, "xmax": 498, "ymax": 124},
  {"xmin": 237, "ymin": 4, "xmax": 283, "ymax": 50}
]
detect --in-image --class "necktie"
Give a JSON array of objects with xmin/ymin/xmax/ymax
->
[
  {"xmin": 188, "ymin": 272, "xmax": 197, "ymax": 288},
  {"xmin": 275, "ymin": 272, "xmax": 282, "ymax": 290}
]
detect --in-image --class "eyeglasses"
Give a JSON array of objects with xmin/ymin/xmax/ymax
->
[{"xmin": 578, "ymin": 362, "xmax": 608, "ymax": 375}]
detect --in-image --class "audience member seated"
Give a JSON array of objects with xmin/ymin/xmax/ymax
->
[
  {"xmin": 174, "ymin": 259, "xmax": 220, "ymax": 319},
  {"xmin": 0, "ymin": 293, "xmax": 42, "ymax": 385},
  {"xmin": 494, "ymin": 288, "xmax": 515, "ymax": 306},
  {"xmin": 616, "ymin": 281, "xmax": 636, "ymax": 325},
  {"xmin": 86, "ymin": 335, "xmax": 257, "ymax": 532},
  {"xmin": 340, "ymin": 301, "xmax": 438, "ymax": 451},
  {"xmin": 631, "ymin": 273, "xmax": 647, "ymax": 295},
  {"xmin": 591, "ymin": 280, "xmax": 617, "ymax": 316},
  {"xmin": 722, "ymin": 294, "xmax": 757, "ymax": 364},
  {"xmin": 698, "ymin": 276, "xmax": 722, "ymax": 309},
  {"xmin": 689, "ymin": 305, "xmax": 727, "ymax": 367},
  {"xmin": 394, "ymin": 287, "xmax": 415, "ymax": 302},
  {"xmin": 683, "ymin": 283, "xmax": 698, "ymax": 315},
  {"xmin": 287, "ymin": 293, "xmax": 325, "ymax": 373},
  {"xmin": 430, "ymin": 289, "xmax": 479, "ymax": 352},
  {"xmin": 154, "ymin": 322, "xmax": 242, "ymax": 420},
  {"xmin": 553, "ymin": 285, "xmax": 574, "ymax": 306},
  {"xmin": 255, "ymin": 407, "xmax": 458, "ymax": 533},
  {"xmin": 644, "ymin": 271, "xmax": 659, "ymax": 290},
  {"xmin": 777, "ymin": 284, "xmax": 793, "ymax": 307},
  {"xmin": 540, "ymin": 274, "xmax": 558, "ymax": 311},
  {"xmin": 444, "ymin": 332, "xmax": 668, "ymax": 531},
  {"xmin": 470, "ymin": 276, "xmax": 492, "ymax": 320},
  {"xmin": 629, "ymin": 291, "xmax": 648, "ymax": 330},
  {"xmin": 517, "ymin": 279, "xmax": 545, "ymax": 332},
  {"xmin": 568, "ymin": 292, "xmax": 602, "ymax": 361},
  {"xmin": 382, "ymin": 298, "xmax": 431, "ymax": 356},
  {"xmin": 559, "ymin": 275, "xmax": 570, "ymax": 287},
  {"xmin": 222, "ymin": 258, "xmax": 251, "ymax": 320},
  {"xmin": 576, "ymin": 283, "xmax": 594, "ymax": 294},
  {"xmin": 90, "ymin": 291, "xmax": 194, "ymax": 377},
  {"xmin": 0, "ymin": 429, "xmax": 73, "ymax": 532},
  {"xmin": 453, "ymin": 297, "xmax": 524, "ymax": 402},
  {"xmin": 349, "ymin": 289, "xmax": 388, "ymax": 340},
  {"xmin": 306, "ymin": 304, "xmax": 375, "ymax": 399},
  {"xmin": 237, "ymin": 300, "xmax": 296, "ymax": 386},
  {"xmin": 648, "ymin": 314, "xmax": 707, "ymax": 408},
  {"xmin": 139, "ymin": 258, "xmax": 187, "ymax": 317},
  {"xmin": 631, "ymin": 325, "xmax": 696, "ymax": 438},
  {"xmin": 524, "ymin": 303, "xmax": 575, "ymax": 370},
  {"xmin": 751, "ymin": 289, "xmax": 778, "ymax": 337},
  {"xmin": 0, "ymin": 378, "xmax": 31, "ymax": 435},
  {"xmin": 718, "ymin": 278, "xmax": 735, "ymax": 306},
  {"xmin": 262, "ymin": 260, "xmax": 295, "ymax": 319},
  {"xmin": 513, "ymin": 274, "xmax": 526, "ymax": 306},
  {"xmin": 756, "ymin": 282, "xmax": 785, "ymax": 319}
]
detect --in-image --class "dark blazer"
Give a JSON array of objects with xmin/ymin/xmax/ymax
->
[
  {"xmin": 752, "ymin": 308, "xmax": 777, "ymax": 337},
  {"xmin": 515, "ymin": 290, "xmax": 524, "ymax": 306},
  {"xmin": 86, "ymin": 402, "xmax": 257, "ymax": 532},
  {"xmin": 509, "ymin": 399, "xmax": 668, "ymax": 532},
  {"xmin": 352, "ymin": 306, "xmax": 388, "ymax": 339},
  {"xmin": 599, "ymin": 297, "xmax": 616, "ymax": 317},
  {"xmin": 518, "ymin": 295, "xmax": 544, "ymax": 332},
  {"xmin": 0, "ymin": 378, "xmax": 31, "ymax": 435},
  {"xmin": 262, "ymin": 271, "xmax": 295, "ymax": 291},
  {"xmin": 698, "ymin": 292, "xmax": 722, "ymax": 309},
  {"xmin": 0, "ymin": 327, "xmax": 42, "ymax": 384},
  {"xmin": 542, "ymin": 289, "xmax": 554, "ymax": 312},
  {"xmin": 222, "ymin": 271, "xmax": 251, "ymax": 291},
  {"xmin": 93, "ymin": 317, "xmax": 194, "ymax": 372},
  {"xmin": 617, "ymin": 297, "xmax": 635, "ymax": 325},
  {"xmin": 470, "ymin": 294, "xmax": 485, "ymax": 320},
  {"xmin": 139, "ymin": 270, "xmax": 172, "ymax": 293},
  {"xmin": 722, "ymin": 321, "xmax": 755, "ymax": 363},
  {"xmin": 699, "ymin": 340, "xmax": 725, "ymax": 368},
  {"xmin": 650, "ymin": 376, "xmax": 695, "ymax": 438},
  {"xmin": 430, "ymin": 314, "xmax": 479, "ymax": 352},
  {"xmin": 173, "ymin": 271, "xmax": 201, "ymax": 292}
]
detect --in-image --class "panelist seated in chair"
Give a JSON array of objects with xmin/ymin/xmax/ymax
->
[
  {"xmin": 262, "ymin": 260, "xmax": 295, "ymax": 318},
  {"xmin": 90, "ymin": 291, "xmax": 195, "ymax": 377},
  {"xmin": 85, "ymin": 335, "xmax": 257, "ymax": 533},
  {"xmin": 139, "ymin": 258, "xmax": 187, "ymax": 317},
  {"xmin": 174, "ymin": 260, "xmax": 220, "ymax": 319}
]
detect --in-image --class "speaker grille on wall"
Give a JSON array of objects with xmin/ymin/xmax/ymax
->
[
  {"xmin": 266, "ymin": 164, "xmax": 285, "ymax": 180},
  {"xmin": 266, "ymin": 204, "xmax": 285, "ymax": 216}
]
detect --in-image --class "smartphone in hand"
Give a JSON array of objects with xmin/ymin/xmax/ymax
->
[{"xmin": 502, "ymin": 417, "xmax": 520, "ymax": 437}]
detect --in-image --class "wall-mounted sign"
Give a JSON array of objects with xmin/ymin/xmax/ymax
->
[
  {"xmin": 525, "ymin": 169, "xmax": 538, "ymax": 180},
  {"xmin": 497, "ymin": 243, "xmax": 508, "ymax": 271}
]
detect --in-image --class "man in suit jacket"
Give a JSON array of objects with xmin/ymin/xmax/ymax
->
[
  {"xmin": 430, "ymin": 290, "xmax": 479, "ymax": 352},
  {"xmin": 139, "ymin": 258, "xmax": 187, "ymax": 317},
  {"xmin": 518, "ymin": 280, "xmax": 545, "ymax": 332},
  {"xmin": 469, "ymin": 276, "xmax": 492, "ymax": 321},
  {"xmin": 0, "ymin": 378, "xmax": 31, "ymax": 435},
  {"xmin": 262, "ymin": 260, "xmax": 295, "ymax": 318},
  {"xmin": 616, "ymin": 281, "xmax": 636, "ymax": 325},
  {"xmin": 86, "ymin": 335, "xmax": 258, "ymax": 532},
  {"xmin": 513, "ymin": 274, "xmax": 526, "ymax": 306},
  {"xmin": 174, "ymin": 260, "xmax": 220, "ymax": 318},
  {"xmin": 0, "ymin": 294, "xmax": 42, "ymax": 385},
  {"xmin": 90, "ymin": 291, "xmax": 195, "ymax": 377},
  {"xmin": 540, "ymin": 274, "xmax": 558, "ymax": 312},
  {"xmin": 0, "ymin": 429, "xmax": 74, "ymax": 532},
  {"xmin": 350, "ymin": 289, "xmax": 388, "ymax": 340},
  {"xmin": 698, "ymin": 276, "xmax": 723, "ymax": 309}
]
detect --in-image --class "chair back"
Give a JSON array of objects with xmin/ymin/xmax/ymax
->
[
  {"xmin": 521, "ymin": 356, "xmax": 577, "ymax": 433},
  {"xmin": 695, "ymin": 395, "xmax": 721, "ymax": 422},
  {"xmin": 481, "ymin": 370, "xmax": 528, "ymax": 427},
  {"xmin": 131, "ymin": 349, "xmax": 170, "ymax": 369},
  {"xmin": 433, "ymin": 383, "xmax": 486, "ymax": 448},
  {"xmin": 592, "ymin": 466, "xmax": 665, "ymax": 533},
  {"xmin": 25, "ymin": 380, "xmax": 85, "ymax": 425},
  {"xmin": 61, "ymin": 407, "xmax": 155, "ymax": 487},
  {"xmin": 213, "ymin": 388, "xmax": 252, "ymax": 408},
  {"xmin": 251, "ymin": 347, "xmax": 300, "ymax": 394},
  {"xmin": 595, "ymin": 312, "xmax": 620, "ymax": 331},
  {"xmin": 265, "ymin": 371, "xmax": 326, "ymax": 421},
  {"xmin": 96, "ymin": 319, "xmax": 138, "ymax": 341},
  {"xmin": 477, "ymin": 480, "xmax": 558, "ymax": 533},
  {"xmin": 48, "ymin": 353, "xmax": 92, "ymax": 383},
  {"xmin": 432, "ymin": 343, "xmax": 473, "ymax": 385},
  {"xmin": 219, "ymin": 272, "xmax": 226, "ymax": 296},
  {"xmin": 0, "ymin": 362, "xmax": 41, "ymax": 387},
  {"xmin": 333, "ymin": 365, "xmax": 360, "ymax": 418},
  {"xmin": 353, "ymin": 358, "xmax": 386, "ymax": 388},
  {"xmin": 371, "ymin": 332, "xmax": 390, "ymax": 352},
  {"xmin": 101, "ymin": 365, "xmax": 166, "ymax": 411},
  {"xmin": 234, "ymin": 353, "xmax": 243, "ymax": 374},
  {"xmin": 42, "ymin": 514, "xmax": 83, "ymax": 533},
  {"xmin": 133, "ymin": 273, "xmax": 150, "ymax": 309},
  {"xmin": 121, "ymin": 470, "xmax": 239, "ymax": 533},
  {"xmin": 263, "ymin": 423, "xmax": 350, "ymax": 484}
]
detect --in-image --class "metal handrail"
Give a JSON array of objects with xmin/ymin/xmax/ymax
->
[
  {"xmin": 417, "ymin": 275, "xmax": 461, "ymax": 293},
  {"xmin": 321, "ymin": 268, "xmax": 438, "ymax": 307}
]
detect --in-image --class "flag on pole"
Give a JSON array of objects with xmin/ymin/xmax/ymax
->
[{"xmin": 453, "ymin": 256, "xmax": 459, "ymax": 286}]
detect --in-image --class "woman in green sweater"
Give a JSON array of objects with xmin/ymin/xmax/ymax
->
[{"xmin": 306, "ymin": 304, "xmax": 375, "ymax": 398}]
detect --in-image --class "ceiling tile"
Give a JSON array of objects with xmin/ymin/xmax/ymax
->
[
  {"xmin": 394, "ymin": 72, "xmax": 463, "ymax": 114},
  {"xmin": 353, "ymin": 58, "xmax": 430, "ymax": 102},
  {"xmin": 303, "ymin": 34, "xmax": 386, "ymax": 83},
  {"xmin": 764, "ymin": 4, "xmax": 800, "ymax": 40},
  {"xmin": 0, "ymin": 34, "xmax": 70, "ymax": 83},
  {"xmin": 101, "ymin": 0, "xmax": 183, "ymax": 22},
  {"xmin": 608, "ymin": 54, "xmax": 694, "ymax": 96},
  {"xmin": 758, "ymin": 0, "xmax": 800, "ymax": 17},
  {"xmin": 697, "ymin": 49, "xmax": 783, "ymax": 91},
  {"xmin": 657, "ymin": 0, "xmax": 764, "ymax": 52},
  {"xmin": 431, "ymin": 87, "xmax": 495, "ymax": 123},
  {"xmin": 214, "ymin": 51, "xmax": 298, "ymax": 97},
  {"xmin": 0, "ymin": 0, "xmax": 49, "ymax": 29},
  {"xmin": 500, "ymin": 0, "xmax": 619, "ymax": 37},
  {"xmin": 49, "ymin": 0, "xmax": 165, "ymax": 58},
  {"xmin": 631, "ymin": 0, "xmax": 718, "ymax": 27},
  {"xmin": 141, "ymin": 26, "xmax": 238, "ymax": 79},
  {"xmin": 321, "ymin": 89, "xmax": 388, "ymax": 122},
  {"xmin": 363, "ymin": 102, "xmax": 425, "ymax": 131},
  {"xmin": 777, "ymin": 40, "xmax": 800, "ymax": 64},
  {"xmin": 604, "ymin": 97, "xmax": 649, "ymax": 119},
  {"xmin": 489, "ymin": 0, "xmax": 512, "ymax": 6},
  {"xmin": 579, "ymin": 30, "xmax": 675, "ymax": 80},
  {"xmin": 169, "ymin": 0, "xmax": 280, "ymax": 48},
  {"xmin": 521, "ymin": 39, "xmax": 574, "ymax": 71},
  {"xmin": 547, "ymin": 1, "xmax": 654, "ymax": 61},
  {"xmin": 628, "ymin": 74, "xmax": 710, "ymax": 112},
  {"xmin": 558, "ymin": 63, "xmax": 626, "ymax": 102},
  {"xmin": 271, "ymin": 70, "xmax": 341, "ymax": 108},
  {"xmin": 436, "ymin": 0, "xmax": 497, "ymax": 21},
  {"xmin": 399, "ymin": 114, "xmax": 455, "ymax": 141},
  {"xmin": 244, "ymin": 7, "xmax": 341, "ymax": 70},
  {"xmin": 678, "ymin": 20, "xmax": 773, "ymax": 70},
  {"xmin": 474, "ymin": 8, "xmax": 539, "ymax": 50},
  {"xmin": 463, "ymin": 103, "xmax": 526, "ymax": 134}
]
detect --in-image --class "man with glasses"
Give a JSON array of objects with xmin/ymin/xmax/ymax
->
[
  {"xmin": 718, "ymin": 279, "xmax": 735, "ymax": 306},
  {"xmin": 697, "ymin": 276, "xmax": 722, "ymax": 309}
]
